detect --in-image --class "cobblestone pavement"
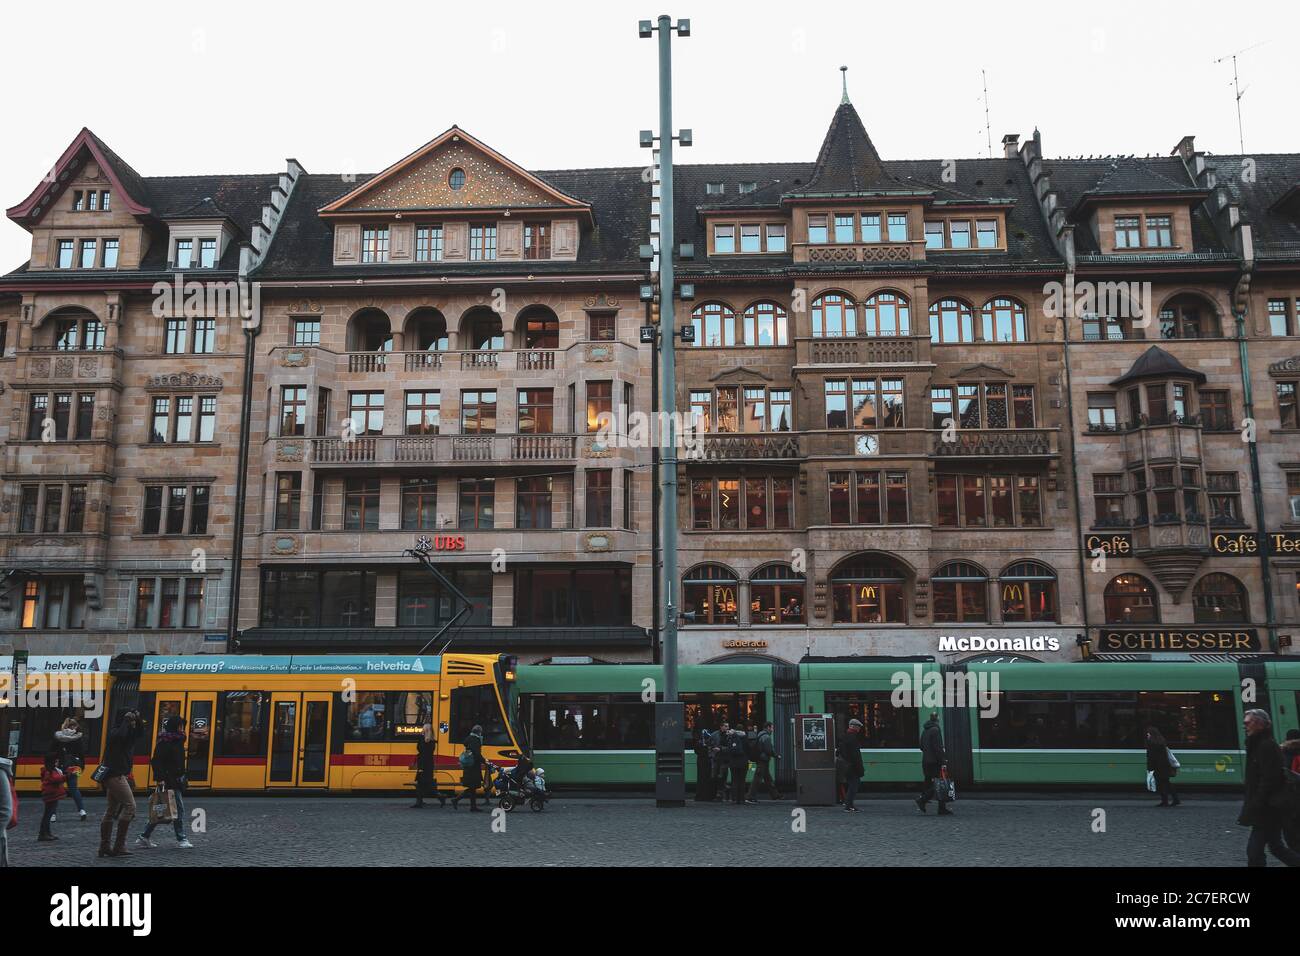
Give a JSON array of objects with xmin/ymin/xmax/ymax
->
[{"xmin": 9, "ymin": 793, "xmax": 1272, "ymax": 867}]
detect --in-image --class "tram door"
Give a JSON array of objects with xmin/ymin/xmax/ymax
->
[
  {"xmin": 267, "ymin": 692, "xmax": 333, "ymax": 788},
  {"xmin": 148, "ymin": 692, "xmax": 217, "ymax": 789}
]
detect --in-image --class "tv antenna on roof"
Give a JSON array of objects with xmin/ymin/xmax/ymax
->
[
  {"xmin": 1214, "ymin": 40, "xmax": 1269, "ymax": 154},
  {"xmin": 981, "ymin": 69, "xmax": 993, "ymax": 159}
]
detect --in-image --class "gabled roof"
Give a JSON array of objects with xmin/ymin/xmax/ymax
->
[
  {"xmin": 168, "ymin": 195, "xmax": 233, "ymax": 221},
  {"xmin": 1110, "ymin": 345, "xmax": 1207, "ymax": 386},
  {"xmin": 317, "ymin": 126, "xmax": 592, "ymax": 219},
  {"xmin": 6, "ymin": 127, "xmax": 152, "ymax": 227},
  {"xmin": 1065, "ymin": 156, "xmax": 1206, "ymax": 217},
  {"xmin": 783, "ymin": 102, "xmax": 915, "ymax": 199}
]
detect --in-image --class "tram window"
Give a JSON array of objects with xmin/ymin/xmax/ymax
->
[
  {"xmin": 524, "ymin": 694, "xmax": 653, "ymax": 750},
  {"xmin": 217, "ymin": 692, "xmax": 269, "ymax": 756},
  {"xmin": 981, "ymin": 690, "xmax": 1238, "ymax": 750},
  {"xmin": 449, "ymin": 683, "xmax": 510, "ymax": 746},
  {"xmin": 392, "ymin": 692, "xmax": 434, "ymax": 738},
  {"xmin": 825, "ymin": 692, "xmax": 920, "ymax": 748},
  {"xmin": 681, "ymin": 693, "xmax": 765, "ymax": 736},
  {"xmin": 12, "ymin": 705, "xmax": 104, "ymax": 758},
  {"xmin": 347, "ymin": 692, "xmax": 388, "ymax": 741}
]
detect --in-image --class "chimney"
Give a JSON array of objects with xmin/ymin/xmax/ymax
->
[
  {"xmin": 1172, "ymin": 135, "xmax": 1196, "ymax": 162},
  {"xmin": 1001, "ymin": 134, "xmax": 1020, "ymax": 159}
]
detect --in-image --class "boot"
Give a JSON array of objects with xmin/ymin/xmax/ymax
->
[
  {"xmin": 97, "ymin": 819, "xmax": 114, "ymax": 858},
  {"xmin": 110, "ymin": 820, "xmax": 133, "ymax": 857}
]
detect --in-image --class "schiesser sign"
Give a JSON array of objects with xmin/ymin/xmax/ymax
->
[{"xmin": 1097, "ymin": 629, "xmax": 1261, "ymax": 652}]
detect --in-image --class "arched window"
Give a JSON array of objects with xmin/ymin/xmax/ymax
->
[
  {"xmin": 1104, "ymin": 574, "xmax": 1159, "ymax": 625},
  {"xmin": 347, "ymin": 309, "xmax": 392, "ymax": 352},
  {"xmin": 830, "ymin": 555, "xmax": 908, "ymax": 624},
  {"xmin": 932, "ymin": 562, "xmax": 988, "ymax": 623},
  {"xmin": 405, "ymin": 308, "xmax": 448, "ymax": 351},
  {"xmin": 981, "ymin": 297, "xmax": 1028, "ymax": 343},
  {"xmin": 1159, "ymin": 294, "xmax": 1220, "ymax": 340},
  {"xmin": 1000, "ymin": 561, "xmax": 1059, "ymax": 623},
  {"xmin": 741, "ymin": 301, "xmax": 789, "ymax": 346},
  {"xmin": 518, "ymin": 306, "xmax": 559, "ymax": 349},
  {"xmin": 463, "ymin": 309, "xmax": 504, "ymax": 350},
  {"xmin": 929, "ymin": 298, "xmax": 976, "ymax": 343},
  {"xmin": 861, "ymin": 291, "xmax": 910, "ymax": 336},
  {"xmin": 681, "ymin": 564, "xmax": 739, "ymax": 625},
  {"xmin": 48, "ymin": 309, "xmax": 105, "ymax": 351},
  {"xmin": 691, "ymin": 302, "xmax": 737, "ymax": 347},
  {"xmin": 811, "ymin": 293, "xmax": 857, "ymax": 338},
  {"xmin": 750, "ymin": 564, "xmax": 805, "ymax": 625},
  {"xmin": 1192, "ymin": 573, "xmax": 1248, "ymax": 624}
]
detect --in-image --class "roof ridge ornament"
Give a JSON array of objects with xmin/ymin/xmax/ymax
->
[{"xmin": 840, "ymin": 65, "xmax": 850, "ymax": 105}]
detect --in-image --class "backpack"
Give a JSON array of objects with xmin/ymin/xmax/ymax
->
[{"xmin": 743, "ymin": 735, "xmax": 759, "ymax": 761}]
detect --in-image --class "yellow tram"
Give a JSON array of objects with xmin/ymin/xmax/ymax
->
[{"xmin": 3, "ymin": 653, "xmax": 525, "ymax": 794}]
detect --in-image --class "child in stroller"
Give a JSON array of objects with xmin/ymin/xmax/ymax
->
[{"xmin": 489, "ymin": 753, "xmax": 549, "ymax": 812}]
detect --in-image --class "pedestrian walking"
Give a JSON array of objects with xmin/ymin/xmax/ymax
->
[
  {"xmin": 53, "ymin": 718, "xmax": 88, "ymax": 822},
  {"xmin": 726, "ymin": 726, "xmax": 749, "ymax": 805},
  {"xmin": 451, "ymin": 724, "xmax": 485, "ymax": 812},
  {"xmin": 137, "ymin": 715, "xmax": 193, "ymax": 849},
  {"xmin": 0, "ymin": 754, "xmax": 14, "ymax": 867},
  {"xmin": 747, "ymin": 721, "xmax": 781, "ymax": 801},
  {"xmin": 916, "ymin": 712, "xmax": 952, "ymax": 815},
  {"xmin": 410, "ymin": 723, "xmax": 444, "ymax": 808},
  {"xmin": 838, "ymin": 718, "xmax": 865, "ymax": 812},
  {"xmin": 38, "ymin": 750, "xmax": 67, "ymax": 842},
  {"xmin": 1145, "ymin": 726, "xmax": 1181, "ymax": 808},
  {"xmin": 693, "ymin": 727, "xmax": 713, "ymax": 802},
  {"xmin": 98, "ymin": 709, "xmax": 142, "ymax": 859},
  {"xmin": 1282, "ymin": 729, "xmax": 1300, "ymax": 852},
  {"xmin": 710, "ymin": 722, "xmax": 730, "ymax": 801},
  {"xmin": 1239, "ymin": 708, "xmax": 1300, "ymax": 867}
]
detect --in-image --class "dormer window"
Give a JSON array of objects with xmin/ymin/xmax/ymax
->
[
  {"xmin": 175, "ymin": 239, "xmax": 193, "ymax": 269},
  {"xmin": 1115, "ymin": 216, "xmax": 1141, "ymax": 248},
  {"xmin": 523, "ymin": 222, "xmax": 550, "ymax": 260},
  {"xmin": 976, "ymin": 219, "xmax": 999, "ymax": 249},
  {"xmin": 469, "ymin": 224, "xmax": 497, "ymax": 261},
  {"xmin": 705, "ymin": 182, "xmax": 725, "ymax": 195},
  {"xmin": 739, "ymin": 224, "xmax": 761, "ymax": 253},
  {"xmin": 766, "ymin": 224, "xmax": 787, "ymax": 253},
  {"xmin": 949, "ymin": 220, "xmax": 971, "ymax": 248},
  {"xmin": 739, "ymin": 182, "xmax": 758, "ymax": 194},
  {"xmin": 103, "ymin": 239, "xmax": 119, "ymax": 269},
  {"xmin": 713, "ymin": 224, "xmax": 736, "ymax": 254},
  {"xmin": 924, "ymin": 217, "xmax": 1000, "ymax": 250},
  {"xmin": 361, "ymin": 226, "xmax": 389, "ymax": 263},
  {"xmin": 416, "ymin": 225, "xmax": 443, "ymax": 262},
  {"xmin": 1114, "ymin": 213, "xmax": 1174, "ymax": 250},
  {"xmin": 1145, "ymin": 215, "xmax": 1172, "ymax": 247},
  {"xmin": 199, "ymin": 238, "xmax": 217, "ymax": 269}
]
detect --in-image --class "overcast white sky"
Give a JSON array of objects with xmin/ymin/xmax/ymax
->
[{"xmin": 1, "ymin": 0, "xmax": 1296, "ymax": 270}]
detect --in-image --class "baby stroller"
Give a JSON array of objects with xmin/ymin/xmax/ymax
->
[{"xmin": 489, "ymin": 758, "xmax": 549, "ymax": 812}]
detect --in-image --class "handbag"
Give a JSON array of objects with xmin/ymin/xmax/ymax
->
[
  {"xmin": 1165, "ymin": 747, "xmax": 1180, "ymax": 776},
  {"xmin": 91, "ymin": 764, "xmax": 109, "ymax": 784},
  {"xmin": 935, "ymin": 767, "xmax": 956, "ymax": 803},
  {"xmin": 148, "ymin": 785, "xmax": 176, "ymax": 824},
  {"xmin": 1146, "ymin": 770, "xmax": 1157, "ymax": 792}
]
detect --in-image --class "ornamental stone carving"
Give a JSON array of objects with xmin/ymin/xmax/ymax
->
[
  {"xmin": 285, "ymin": 299, "xmax": 323, "ymax": 314},
  {"xmin": 584, "ymin": 532, "xmax": 612, "ymax": 553},
  {"xmin": 78, "ymin": 357, "xmax": 98, "ymax": 376},
  {"xmin": 584, "ymin": 344, "xmax": 615, "ymax": 362},
  {"xmin": 145, "ymin": 372, "xmax": 224, "ymax": 390},
  {"xmin": 1268, "ymin": 355, "xmax": 1300, "ymax": 376},
  {"xmin": 276, "ymin": 441, "xmax": 305, "ymax": 462},
  {"xmin": 30, "ymin": 357, "xmax": 50, "ymax": 377},
  {"xmin": 271, "ymin": 536, "xmax": 299, "ymax": 555},
  {"xmin": 584, "ymin": 293, "xmax": 621, "ymax": 310},
  {"xmin": 54, "ymin": 357, "xmax": 74, "ymax": 377},
  {"xmin": 280, "ymin": 350, "xmax": 311, "ymax": 367}
]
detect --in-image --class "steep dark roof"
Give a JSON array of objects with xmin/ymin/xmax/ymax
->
[
  {"xmin": 1202, "ymin": 152, "xmax": 1300, "ymax": 261},
  {"xmin": 84, "ymin": 129, "xmax": 151, "ymax": 212},
  {"xmin": 1110, "ymin": 345, "xmax": 1207, "ymax": 386},
  {"xmin": 784, "ymin": 103, "xmax": 911, "ymax": 198}
]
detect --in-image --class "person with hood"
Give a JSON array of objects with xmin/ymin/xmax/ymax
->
[
  {"xmin": 916, "ymin": 712, "xmax": 952, "ymax": 816},
  {"xmin": 0, "ymin": 753, "xmax": 14, "ymax": 867},
  {"xmin": 137, "ymin": 715, "xmax": 193, "ymax": 848},
  {"xmin": 410, "ymin": 723, "xmax": 444, "ymax": 808},
  {"xmin": 98, "ymin": 709, "xmax": 142, "ymax": 859},
  {"xmin": 725, "ymin": 726, "xmax": 749, "ymax": 805},
  {"xmin": 747, "ymin": 721, "xmax": 781, "ymax": 802},
  {"xmin": 1283, "ymin": 729, "xmax": 1300, "ymax": 852},
  {"xmin": 1239, "ymin": 708, "xmax": 1300, "ymax": 867},
  {"xmin": 38, "ymin": 748, "xmax": 67, "ymax": 842},
  {"xmin": 452, "ymin": 724, "xmax": 485, "ymax": 811},
  {"xmin": 1145, "ymin": 726, "xmax": 1180, "ymax": 807},
  {"xmin": 693, "ymin": 727, "xmax": 713, "ymax": 802},
  {"xmin": 53, "ymin": 718, "xmax": 87, "ymax": 822},
  {"xmin": 838, "ymin": 718, "xmax": 865, "ymax": 813}
]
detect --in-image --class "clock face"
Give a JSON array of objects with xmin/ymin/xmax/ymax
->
[{"xmin": 856, "ymin": 433, "xmax": 880, "ymax": 456}]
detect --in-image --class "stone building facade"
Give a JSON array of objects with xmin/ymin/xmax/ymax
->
[{"xmin": 2, "ymin": 105, "xmax": 1298, "ymax": 667}]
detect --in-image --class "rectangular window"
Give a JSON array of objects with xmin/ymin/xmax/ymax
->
[
  {"xmin": 87, "ymin": 191, "xmax": 98, "ymax": 211},
  {"xmin": 458, "ymin": 477, "xmax": 495, "ymax": 530},
  {"xmin": 1094, "ymin": 474, "xmax": 1126, "ymax": 525},
  {"xmin": 825, "ymin": 379, "xmax": 848, "ymax": 429},
  {"xmin": 769, "ymin": 389, "xmax": 792, "ymax": 431},
  {"xmin": 135, "ymin": 579, "xmax": 155, "ymax": 628},
  {"xmin": 1277, "ymin": 381, "xmax": 1298, "ymax": 429},
  {"xmin": 765, "ymin": 223, "xmax": 787, "ymax": 253},
  {"xmin": 199, "ymin": 238, "xmax": 217, "ymax": 268},
  {"xmin": 948, "ymin": 220, "xmax": 971, "ymax": 248},
  {"xmin": 976, "ymin": 219, "xmax": 998, "ymax": 249},
  {"xmin": 985, "ymin": 383, "xmax": 1009, "ymax": 429},
  {"xmin": 713, "ymin": 224, "xmax": 736, "ymax": 254},
  {"xmin": 198, "ymin": 396, "xmax": 216, "ymax": 442},
  {"xmin": 165, "ymin": 318, "xmax": 188, "ymax": 354},
  {"xmin": 689, "ymin": 391, "xmax": 712, "ymax": 434},
  {"xmin": 74, "ymin": 392, "xmax": 95, "ymax": 440},
  {"xmin": 79, "ymin": 239, "xmax": 97, "ymax": 269},
  {"xmin": 150, "ymin": 397, "xmax": 170, "ymax": 444},
  {"xmin": 361, "ymin": 226, "xmax": 389, "ymax": 263},
  {"xmin": 885, "ymin": 472, "xmax": 909, "ymax": 524},
  {"xmin": 159, "ymin": 578, "xmax": 181, "ymax": 628},
  {"xmin": 275, "ymin": 472, "xmax": 302, "ymax": 530},
  {"xmin": 415, "ymin": 225, "xmax": 444, "ymax": 262},
  {"xmin": 27, "ymin": 394, "xmax": 48, "ymax": 441},
  {"xmin": 1287, "ymin": 471, "xmax": 1300, "ymax": 521},
  {"xmin": 624, "ymin": 471, "xmax": 634, "ymax": 530},
  {"xmin": 931, "ymin": 387, "xmax": 954, "ymax": 430},
  {"xmin": 102, "ymin": 238, "xmax": 119, "ymax": 268},
  {"xmin": 293, "ymin": 318, "xmax": 321, "ymax": 346},
  {"xmin": 67, "ymin": 484, "xmax": 86, "ymax": 533},
  {"xmin": 142, "ymin": 486, "xmax": 163, "ymax": 534},
  {"xmin": 1017, "ymin": 475, "xmax": 1042, "ymax": 526},
  {"xmin": 586, "ymin": 470, "xmax": 612, "ymax": 527},
  {"xmin": 1207, "ymin": 472, "xmax": 1241, "ymax": 525},
  {"xmin": 73, "ymin": 191, "xmax": 84, "ymax": 211},
  {"xmin": 343, "ymin": 478, "xmax": 380, "ymax": 531},
  {"xmin": 183, "ymin": 579, "xmax": 204, "ymax": 628},
  {"xmin": 191, "ymin": 486, "xmax": 210, "ymax": 534},
  {"xmin": 1199, "ymin": 389, "xmax": 1232, "ymax": 431},
  {"xmin": 523, "ymin": 222, "xmax": 551, "ymax": 260},
  {"xmin": 936, "ymin": 475, "xmax": 959, "ymax": 527},
  {"xmin": 1114, "ymin": 216, "xmax": 1141, "ymax": 249},
  {"xmin": 192, "ymin": 318, "xmax": 215, "ymax": 353},
  {"xmin": 517, "ymin": 388, "xmax": 553, "ymax": 434},
  {"xmin": 962, "ymin": 475, "xmax": 986, "ymax": 526},
  {"xmin": 855, "ymin": 471, "xmax": 881, "ymax": 524},
  {"xmin": 56, "ymin": 239, "xmax": 75, "ymax": 269},
  {"xmin": 166, "ymin": 486, "xmax": 187, "ymax": 534},
  {"xmin": 1012, "ymin": 385, "xmax": 1035, "ymax": 428},
  {"xmin": 692, "ymin": 478, "xmax": 713, "ymax": 530},
  {"xmin": 715, "ymin": 386, "xmax": 738, "ymax": 433},
  {"xmin": 887, "ymin": 214, "xmax": 908, "ymax": 242},
  {"xmin": 101, "ymin": 192, "xmax": 111, "ymax": 212},
  {"xmin": 1145, "ymin": 215, "xmax": 1172, "ymax": 248},
  {"xmin": 460, "ymin": 390, "xmax": 497, "ymax": 434},
  {"xmin": 469, "ymin": 224, "xmax": 497, "ymax": 261},
  {"xmin": 19, "ymin": 486, "xmax": 39, "ymax": 533},
  {"xmin": 516, "ymin": 476, "xmax": 553, "ymax": 529},
  {"xmin": 588, "ymin": 313, "xmax": 615, "ymax": 341},
  {"xmin": 315, "ymin": 388, "xmax": 332, "ymax": 437},
  {"xmin": 404, "ymin": 391, "xmax": 441, "ymax": 435},
  {"xmin": 174, "ymin": 239, "xmax": 193, "ymax": 269},
  {"xmin": 173, "ymin": 395, "xmax": 194, "ymax": 442},
  {"xmin": 739, "ymin": 224, "xmax": 761, "ymax": 253},
  {"xmin": 808, "ymin": 215, "xmax": 828, "ymax": 244},
  {"xmin": 834, "ymin": 214, "xmax": 855, "ymax": 243},
  {"xmin": 400, "ymin": 478, "xmax": 438, "ymax": 531},
  {"xmin": 587, "ymin": 381, "xmax": 612, "ymax": 433},
  {"xmin": 41, "ymin": 485, "xmax": 62, "ymax": 533},
  {"xmin": 861, "ymin": 213, "xmax": 881, "ymax": 243},
  {"xmin": 349, "ymin": 391, "xmax": 385, "ymax": 436},
  {"xmin": 924, "ymin": 221, "xmax": 944, "ymax": 249}
]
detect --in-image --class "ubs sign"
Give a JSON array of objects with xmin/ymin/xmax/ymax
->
[{"xmin": 1097, "ymin": 628, "xmax": 1261, "ymax": 652}]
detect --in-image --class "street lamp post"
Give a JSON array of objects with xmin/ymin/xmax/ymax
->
[{"xmin": 640, "ymin": 13, "xmax": 690, "ymax": 807}]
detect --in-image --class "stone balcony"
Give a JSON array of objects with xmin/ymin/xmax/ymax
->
[
  {"xmin": 342, "ymin": 348, "xmax": 562, "ymax": 375},
  {"xmin": 292, "ymin": 433, "xmax": 588, "ymax": 469},
  {"xmin": 14, "ymin": 348, "xmax": 123, "ymax": 387},
  {"xmin": 694, "ymin": 433, "xmax": 803, "ymax": 461},
  {"xmin": 795, "ymin": 335, "xmax": 927, "ymax": 368},
  {"xmin": 1118, "ymin": 418, "xmax": 1203, "ymax": 466},
  {"xmin": 929, "ymin": 428, "xmax": 1060, "ymax": 459},
  {"xmin": 792, "ymin": 239, "xmax": 927, "ymax": 265}
]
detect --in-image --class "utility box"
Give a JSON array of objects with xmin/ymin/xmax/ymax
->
[
  {"xmin": 794, "ymin": 713, "xmax": 837, "ymax": 806},
  {"xmin": 654, "ymin": 701, "xmax": 686, "ymax": 807}
]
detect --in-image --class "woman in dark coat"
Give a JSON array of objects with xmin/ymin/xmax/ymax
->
[
  {"xmin": 410, "ymin": 723, "xmax": 444, "ymax": 808},
  {"xmin": 451, "ymin": 724, "xmax": 485, "ymax": 812},
  {"xmin": 1145, "ymin": 726, "xmax": 1180, "ymax": 807},
  {"xmin": 137, "ymin": 715, "xmax": 192, "ymax": 849}
]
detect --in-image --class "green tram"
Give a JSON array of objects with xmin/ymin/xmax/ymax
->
[{"xmin": 516, "ymin": 658, "xmax": 1300, "ymax": 790}]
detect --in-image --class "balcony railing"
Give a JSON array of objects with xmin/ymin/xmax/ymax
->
[
  {"xmin": 308, "ymin": 433, "xmax": 580, "ymax": 466},
  {"xmin": 338, "ymin": 349, "xmax": 565, "ymax": 375},
  {"xmin": 695, "ymin": 433, "xmax": 803, "ymax": 461},
  {"xmin": 930, "ymin": 428, "xmax": 1058, "ymax": 458},
  {"xmin": 806, "ymin": 336, "xmax": 919, "ymax": 365}
]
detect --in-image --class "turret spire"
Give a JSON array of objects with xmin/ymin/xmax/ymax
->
[{"xmin": 840, "ymin": 65, "xmax": 850, "ymax": 105}]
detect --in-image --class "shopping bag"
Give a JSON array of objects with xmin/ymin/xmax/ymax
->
[
  {"xmin": 1146, "ymin": 770, "xmax": 1157, "ymax": 793},
  {"xmin": 935, "ymin": 767, "xmax": 956, "ymax": 803},
  {"xmin": 1166, "ymin": 748, "xmax": 1180, "ymax": 774},
  {"xmin": 149, "ymin": 785, "xmax": 175, "ymax": 824}
]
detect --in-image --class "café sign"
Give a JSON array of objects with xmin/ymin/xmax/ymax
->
[
  {"xmin": 1210, "ymin": 531, "xmax": 1300, "ymax": 556},
  {"xmin": 1097, "ymin": 628, "xmax": 1261, "ymax": 652}
]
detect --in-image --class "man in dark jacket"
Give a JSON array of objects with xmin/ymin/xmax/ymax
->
[
  {"xmin": 838, "ymin": 719, "xmax": 865, "ymax": 812},
  {"xmin": 725, "ymin": 728, "xmax": 749, "ymax": 805},
  {"xmin": 1240, "ymin": 709, "xmax": 1300, "ymax": 867},
  {"xmin": 747, "ymin": 721, "xmax": 781, "ymax": 802},
  {"xmin": 98, "ymin": 710, "xmax": 142, "ymax": 859},
  {"xmin": 916, "ymin": 712, "xmax": 952, "ymax": 816},
  {"xmin": 137, "ymin": 715, "xmax": 193, "ymax": 848}
]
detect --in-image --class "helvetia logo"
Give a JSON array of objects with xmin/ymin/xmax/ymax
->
[{"xmin": 49, "ymin": 887, "xmax": 152, "ymax": 936}]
